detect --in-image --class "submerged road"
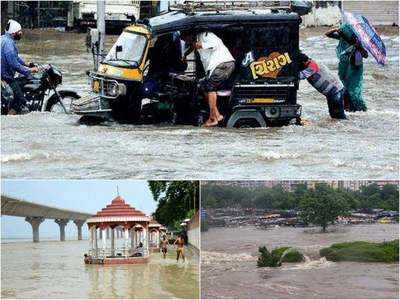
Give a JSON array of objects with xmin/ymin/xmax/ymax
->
[{"xmin": 1, "ymin": 29, "xmax": 398, "ymax": 179}]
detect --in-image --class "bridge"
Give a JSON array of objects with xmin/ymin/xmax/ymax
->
[{"xmin": 1, "ymin": 195, "xmax": 93, "ymax": 243}]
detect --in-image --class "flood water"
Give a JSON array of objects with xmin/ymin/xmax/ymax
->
[
  {"xmin": 1, "ymin": 240, "xmax": 199, "ymax": 299},
  {"xmin": 1, "ymin": 29, "xmax": 399, "ymax": 179},
  {"xmin": 201, "ymin": 224, "xmax": 399, "ymax": 299}
]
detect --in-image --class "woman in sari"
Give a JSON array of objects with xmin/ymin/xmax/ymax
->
[{"xmin": 326, "ymin": 23, "xmax": 368, "ymax": 112}]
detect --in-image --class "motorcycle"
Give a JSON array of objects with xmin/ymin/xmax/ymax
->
[{"xmin": 1, "ymin": 64, "xmax": 80, "ymax": 115}]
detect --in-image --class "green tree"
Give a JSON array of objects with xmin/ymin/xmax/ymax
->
[
  {"xmin": 380, "ymin": 184, "xmax": 399, "ymax": 211},
  {"xmin": 148, "ymin": 181, "xmax": 199, "ymax": 231},
  {"xmin": 299, "ymin": 183, "xmax": 349, "ymax": 232},
  {"xmin": 293, "ymin": 183, "xmax": 308, "ymax": 199}
]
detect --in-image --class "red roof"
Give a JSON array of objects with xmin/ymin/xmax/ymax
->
[
  {"xmin": 93, "ymin": 196, "xmax": 147, "ymax": 217},
  {"xmin": 149, "ymin": 218, "xmax": 162, "ymax": 228}
]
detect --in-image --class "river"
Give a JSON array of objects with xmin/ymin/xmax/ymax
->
[
  {"xmin": 1, "ymin": 29, "xmax": 399, "ymax": 179},
  {"xmin": 1, "ymin": 240, "xmax": 199, "ymax": 299},
  {"xmin": 201, "ymin": 224, "xmax": 399, "ymax": 299}
]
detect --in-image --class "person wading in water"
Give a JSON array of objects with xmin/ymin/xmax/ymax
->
[
  {"xmin": 325, "ymin": 24, "xmax": 368, "ymax": 112},
  {"xmin": 174, "ymin": 234, "xmax": 186, "ymax": 262},
  {"xmin": 161, "ymin": 235, "xmax": 168, "ymax": 259}
]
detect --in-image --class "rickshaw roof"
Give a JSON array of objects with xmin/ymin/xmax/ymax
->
[{"xmin": 146, "ymin": 10, "xmax": 301, "ymax": 35}]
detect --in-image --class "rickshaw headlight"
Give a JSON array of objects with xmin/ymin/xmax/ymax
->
[
  {"xmin": 108, "ymin": 83, "xmax": 126, "ymax": 97},
  {"xmin": 108, "ymin": 83, "xmax": 119, "ymax": 97},
  {"xmin": 117, "ymin": 83, "xmax": 127, "ymax": 96}
]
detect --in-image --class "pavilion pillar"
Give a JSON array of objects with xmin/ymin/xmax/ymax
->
[
  {"xmin": 74, "ymin": 220, "xmax": 85, "ymax": 240},
  {"xmin": 99, "ymin": 228, "xmax": 103, "ymax": 239},
  {"xmin": 94, "ymin": 227, "xmax": 98, "ymax": 257},
  {"xmin": 89, "ymin": 226, "xmax": 94, "ymax": 252},
  {"xmin": 55, "ymin": 219, "xmax": 69, "ymax": 241},
  {"xmin": 130, "ymin": 227, "xmax": 135, "ymax": 251},
  {"xmin": 106, "ymin": 228, "xmax": 110, "ymax": 239},
  {"xmin": 110, "ymin": 227, "xmax": 115, "ymax": 256},
  {"xmin": 143, "ymin": 226, "xmax": 148, "ymax": 256},
  {"xmin": 157, "ymin": 230, "xmax": 160, "ymax": 247},
  {"xmin": 134, "ymin": 230, "xmax": 138, "ymax": 249},
  {"xmin": 101, "ymin": 227, "xmax": 107, "ymax": 255},
  {"xmin": 25, "ymin": 216, "xmax": 45, "ymax": 243},
  {"xmin": 124, "ymin": 227, "xmax": 129, "ymax": 257}
]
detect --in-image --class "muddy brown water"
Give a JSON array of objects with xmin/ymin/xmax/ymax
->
[
  {"xmin": 1, "ymin": 29, "xmax": 399, "ymax": 179},
  {"xmin": 201, "ymin": 224, "xmax": 399, "ymax": 299},
  {"xmin": 1, "ymin": 240, "xmax": 199, "ymax": 298}
]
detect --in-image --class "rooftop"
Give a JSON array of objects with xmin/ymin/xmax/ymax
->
[{"xmin": 86, "ymin": 196, "xmax": 150, "ymax": 224}]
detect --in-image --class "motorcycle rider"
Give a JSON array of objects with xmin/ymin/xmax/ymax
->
[{"xmin": 1, "ymin": 20, "xmax": 39, "ymax": 114}]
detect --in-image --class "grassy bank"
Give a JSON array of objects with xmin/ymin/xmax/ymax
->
[{"xmin": 320, "ymin": 240, "xmax": 399, "ymax": 263}]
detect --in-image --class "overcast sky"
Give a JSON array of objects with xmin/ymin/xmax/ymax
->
[{"xmin": 1, "ymin": 180, "xmax": 157, "ymax": 240}]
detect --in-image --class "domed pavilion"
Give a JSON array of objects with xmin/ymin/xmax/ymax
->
[
  {"xmin": 85, "ymin": 196, "xmax": 151, "ymax": 265},
  {"xmin": 148, "ymin": 218, "xmax": 163, "ymax": 252}
]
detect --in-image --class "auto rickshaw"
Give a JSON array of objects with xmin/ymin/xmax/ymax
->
[{"xmin": 73, "ymin": 1, "xmax": 312, "ymax": 127}]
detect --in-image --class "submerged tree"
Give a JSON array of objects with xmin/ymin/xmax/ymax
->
[{"xmin": 299, "ymin": 183, "xmax": 349, "ymax": 232}]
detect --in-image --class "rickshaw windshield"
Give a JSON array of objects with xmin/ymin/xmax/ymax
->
[{"xmin": 103, "ymin": 31, "xmax": 147, "ymax": 67}]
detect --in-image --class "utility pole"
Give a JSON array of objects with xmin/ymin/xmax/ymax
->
[{"xmin": 97, "ymin": 0, "xmax": 106, "ymax": 60}]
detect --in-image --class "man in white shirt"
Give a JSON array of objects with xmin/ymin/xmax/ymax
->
[{"xmin": 182, "ymin": 31, "xmax": 235, "ymax": 127}]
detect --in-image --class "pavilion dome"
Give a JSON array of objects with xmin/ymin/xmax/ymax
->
[
  {"xmin": 86, "ymin": 196, "xmax": 150, "ymax": 224},
  {"xmin": 148, "ymin": 217, "xmax": 162, "ymax": 228}
]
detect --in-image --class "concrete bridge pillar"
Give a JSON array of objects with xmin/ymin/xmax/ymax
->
[
  {"xmin": 73, "ymin": 220, "xmax": 85, "ymax": 240},
  {"xmin": 55, "ymin": 219, "xmax": 69, "ymax": 241},
  {"xmin": 25, "ymin": 216, "xmax": 45, "ymax": 243}
]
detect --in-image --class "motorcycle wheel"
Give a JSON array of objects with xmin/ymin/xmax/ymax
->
[{"xmin": 46, "ymin": 92, "xmax": 80, "ymax": 113}]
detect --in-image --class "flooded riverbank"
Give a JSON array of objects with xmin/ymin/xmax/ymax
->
[
  {"xmin": 1, "ymin": 240, "xmax": 199, "ymax": 298},
  {"xmin": 201, "ymin": 224, "xmax": 399, "ymax": 299},
  {"xmin": 1, "ymin": 29, "xmax": 399, "ymax": 179}
]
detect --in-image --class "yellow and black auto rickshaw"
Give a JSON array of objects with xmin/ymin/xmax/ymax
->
[{"xmin": 73, "ymin": 1, "xmax": 312, "ymax": 127}]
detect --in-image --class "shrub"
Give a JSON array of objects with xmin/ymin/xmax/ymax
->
[
  {"xmin": 280, "ymin": 247, "xmax": 304, "ymax": 263},
  {"xmin": 271, "ymin": 247, "xmax": 290, "ymax": 259},
  {"xmin": 258, "ymin": 246, "xmax": 304, "ymax": 267},
  {"xmin": 320, "ymin": 239, "xmax": 399, "ymax": 262},
  {"xmin": 257, "ymin": 246, "xmax": 281, "ymax": 267}
]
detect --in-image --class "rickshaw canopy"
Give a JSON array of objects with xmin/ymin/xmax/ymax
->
[{"xmin": 146, "ymin": 10, "xmax": 302, "ymax": 36}]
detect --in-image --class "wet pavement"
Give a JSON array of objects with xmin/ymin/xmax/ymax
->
[
  {"xmin": 1, "ymin": 29, "xmax": 399, "ymax": 179},
  {"xmin": 201, "ymin": 224, "xmax": 399, "ymax": 299}
]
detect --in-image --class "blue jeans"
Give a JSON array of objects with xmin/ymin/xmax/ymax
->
[{"xmin": 8, "ymin": 79, "xmax": 28, "ymax": 113}]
